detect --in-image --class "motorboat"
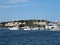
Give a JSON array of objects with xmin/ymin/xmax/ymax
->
[{"xmin": 45, "ymin": 23, "xmax": 60, "ymax": 31}]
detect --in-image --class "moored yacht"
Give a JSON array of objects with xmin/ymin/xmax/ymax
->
[
  {"xmin": 8, "ymin": 26, "xmax": 19, "ymax": 30},
  {"xmin": 22, "ymin": 26, "xmax": 31, "ymax": 30},
  {"xmin": 31, "ymin": 27, "xmax": 39, "ymax": 30},
  {"xmin": 45, "ymin": 23, "xmax": 60, "ymax": 31}
]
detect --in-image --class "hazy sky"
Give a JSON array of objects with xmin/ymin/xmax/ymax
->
[{"xmin": 0, "ymin": 0, "xmax": 60, "ymax": 22}]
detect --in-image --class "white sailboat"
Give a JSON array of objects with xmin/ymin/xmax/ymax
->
[
  {"xmin": 8, "ymin": 14, "xmax": 19, "ymax": 30},
  {"xmin": 23, "ymin": 26, "xmax": 31, "ymax": 30},
  {"xmin": 8, "ymin": 26, "xmax": 19, "ymax": 30}
]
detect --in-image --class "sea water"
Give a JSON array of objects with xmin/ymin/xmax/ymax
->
[{"xmin": 0, "ymin": 30, "xmax": 60, "ymax": 45}]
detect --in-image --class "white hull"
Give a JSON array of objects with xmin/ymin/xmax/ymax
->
[
  {"xmin": 24, "ymin": 28, "xmax": 31, "ymax": 30},
  {"xmin": 8, "ymin": 27, "xmax": 19, "ymax": 30},
  {"xmin": 32, "ymin": 27, "xmax": 39, "ymax": 30}
]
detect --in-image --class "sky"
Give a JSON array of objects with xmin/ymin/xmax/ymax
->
[{"xmin": 0, "ymin": 0, "xmax": 60, "ymax": 22}]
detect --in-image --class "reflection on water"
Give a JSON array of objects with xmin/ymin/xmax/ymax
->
[{"xmin": 0, "ymin": 30, "xmax": 60, "ymax": 45}]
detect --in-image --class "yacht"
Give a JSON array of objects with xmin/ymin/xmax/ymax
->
[
  {"xmin": 8, "ymin": 26, "xmax": 19, "ymax": 30},
  {"xmin": 31, "ymin": 27, "xmax": 39, "ymax": 30},
  {"xmin": 22, "ymin": 26, "xmax": 31, "ymax": 30},
  {"xmin": 45, "ymin": 23, "xmax": 60, "ymax": 31}
]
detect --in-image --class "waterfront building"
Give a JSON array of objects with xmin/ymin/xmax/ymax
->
[{"xmin": 5, "ymin": 22, "xmax": 14, "ymax": 27}]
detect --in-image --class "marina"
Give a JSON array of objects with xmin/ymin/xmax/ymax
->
[
  {"xmin": 0, "ymin": 0, "xmax": 60, "ymax": 45},
  {"xmin": 0, "ymin": 20, "xmax": 60, "ymax": 31}
]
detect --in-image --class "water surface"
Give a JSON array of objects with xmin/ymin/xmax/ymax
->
[{"xmin": 0, "ymin": 30, "xmax": 60, "ymax": 45}]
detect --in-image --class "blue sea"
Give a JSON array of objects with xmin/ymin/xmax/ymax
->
[{"xmin": 0, "ymin": 30, "xmax": 60, "ymax": 45}]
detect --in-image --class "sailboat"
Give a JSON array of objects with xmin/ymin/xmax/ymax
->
[
  {"xmin": 23, "ymin": 20, "xmax": 31, "ymax": 30},
  {"xmin": 23, "ymin": 26, "xmax": 31, "ymax": 30},
  {"xmin": 8, "ymin": 26, "xmax": 19, "ymax": 30},
  {"xmin": 8, "ymin": 14, "xmax": 19, "ymax": 30}
]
